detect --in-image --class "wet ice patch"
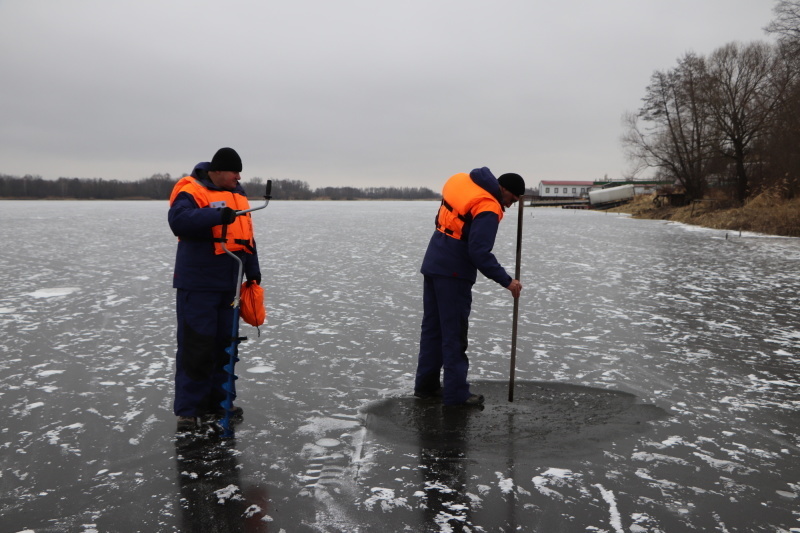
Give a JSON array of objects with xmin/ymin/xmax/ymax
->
[{"xmin": 27, "ymin": 287, "xmax": 80, "ymax": 298}]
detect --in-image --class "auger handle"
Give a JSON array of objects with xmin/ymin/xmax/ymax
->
[
  {"xmin": 237, "ymin": 180, "xmax": 272, "ymax": 215},
  {"xmin": 221, "ymin": 180, "xmax": 272, "ymax": 304}
]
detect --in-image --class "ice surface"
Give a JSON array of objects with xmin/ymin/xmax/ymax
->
[{"xmin": 0, "ymin": 200, "xmax": 798, "ymax": 532}]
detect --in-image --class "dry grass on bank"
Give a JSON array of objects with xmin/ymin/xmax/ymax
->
[{"xmin": 609, "ymin": 191, "xmax": 800, "ymax": 238}]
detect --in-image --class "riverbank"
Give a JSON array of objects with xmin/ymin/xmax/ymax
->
[{"xmin": 608, "ymin": 191, "xmax": 800, "ymax": 238}]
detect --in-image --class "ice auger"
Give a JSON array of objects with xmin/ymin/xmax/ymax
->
[{"xmin": 219, "ymin": 180, "xmax": 272, "ymax": 438}]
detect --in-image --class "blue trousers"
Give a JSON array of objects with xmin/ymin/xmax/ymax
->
[
  {"xmin": 414, "ymin": 275, "xmax": 473, "ymax": 405},
  {"xmin": 174, "ymin": 289, "xmax": 236, "ymax": 417}
]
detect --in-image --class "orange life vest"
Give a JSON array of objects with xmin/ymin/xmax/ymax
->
[
  {"xmin": 435, "ymin": 173, "xmax": 504, "ymax": 240},
  {"xmin": 169, "ymin": 176, "xmax": 255, "ymax": 255}
]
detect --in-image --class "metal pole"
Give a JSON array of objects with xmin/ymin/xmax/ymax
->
[{"xmin": 508, "ymin": 196, "xmax": 525, "ymax": 402}]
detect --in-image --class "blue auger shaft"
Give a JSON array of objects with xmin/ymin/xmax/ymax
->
[{"xmin": 220, "ymin": 306, "xmax": 241, "ymax": 438}]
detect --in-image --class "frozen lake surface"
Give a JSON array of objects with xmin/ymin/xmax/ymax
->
[{"xmin": 1, "ymin": 200, "xmax": 799, "ymax": 532}]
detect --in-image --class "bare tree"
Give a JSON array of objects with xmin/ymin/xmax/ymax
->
[
  {"xmin": 704, "ymin": 41, "xmax": 793, "ymax": 203},
  {"xmin": 765, "ymin": 0, "xmax": 800, "ymax": 55},
  {"xmin": 622, "ymin": 52, "xmax": 716, "ymax": 200},
  {"xmin": 764, "ymin": 3, "xmax": 800, "ymax": 197}
]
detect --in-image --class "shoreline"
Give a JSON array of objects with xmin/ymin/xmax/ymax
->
[{"xmin": 606, "ymin": 193, "xmax": 800, "ymax": 238}]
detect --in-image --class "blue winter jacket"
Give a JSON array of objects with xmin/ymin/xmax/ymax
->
[
  {"xmin": 420, "ymin": 167, "xmax": 512, "ymax": 287},
  {"xmin": 168, "ymin": 162, "xmax": 261, "ymax": 291}
]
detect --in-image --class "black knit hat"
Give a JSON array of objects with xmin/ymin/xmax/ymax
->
[
  {"xmin": 209, "ymin": 147, "xmax": 242, "ymax": 172},
  {"xmin": 498, "ymin": 173, "xmax": 525, "ymax": 196}
]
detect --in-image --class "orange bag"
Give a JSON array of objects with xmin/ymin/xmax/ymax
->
[{"xmin": 240, "ymin": 280, "xmax": 266, "ymax": 327}]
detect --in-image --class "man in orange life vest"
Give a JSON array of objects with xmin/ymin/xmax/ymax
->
[
  {"xmin": 414, "ymin": 167, "xmax": 525, "ymax": 406},
  {"xmin": 168, "ymin": 147, "xmax": 261, "ymax": 431}
]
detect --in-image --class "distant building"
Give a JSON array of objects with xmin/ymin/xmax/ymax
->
[
  {"xmin": 593, "ymin": 179, "xmax": 675, "ymax": 195},
  {"xmin": 538, "ymin": 180, "xmax": 594, "ymax": 199},
  {"xmin": 536, "ymin": 179, "xmax": 676, "ymax": 200}
]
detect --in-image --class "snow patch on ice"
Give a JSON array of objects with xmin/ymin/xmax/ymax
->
[
  {"xmin": 693, "ymin": 452, "xmax": 757, "ymax": 474},
  {"xmin": 593, "ymin": 483, "xmax": 624, "ymax": 533},
  {"xmin": 214, "ymin": 484, "xmax": 242, "ymax": 504},
  {"xmin": 495, "ymin": 472, "xmax": 515, "ymax": 494},
  {"xmin": 37, "ymin": 370, "xmax": 64, "ymax": 377},
  {"xmin": 246, "ymin": 365, "xmax": 276, "ymax": 374},
  {"xmin": 296, "ymin": 416, "xmax": 361, "ymax": 438},
  {"xmin": 748, "ymin": 374, "xmax": 799, "ymax": 388},
  {"xmin": 27, "ymin": 287, "xmax": 80, "ymax": 298},
  {"xmin": 434, "ymin": 508, "xmax": 467, "ymax": 532},
  {"xmin": 363, "ymin": 487, "xmax": 410, "ymax": 511},
  {"xmin": 244, "ymin": 504, "xmax": 263, "ymax": 518},
  {"xmin": 425, "ymin": 480, "xmax": 456, "ymax": 494},
  {"xmin": 658, "ymin": 436, "xmax": 690, "ymax": 448},
  {"xmin": 531, "ymin": 468, "xmax": 578, "ymax": 499},
  {"xmin": 631, "ymin": 452, "xmax": 690, "ymax": 465}
]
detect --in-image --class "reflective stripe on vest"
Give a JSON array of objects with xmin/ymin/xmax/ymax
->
[
  {"xmin": 169, "ymin": 176, "xmax": 255, "ymax": 255},
  {"xmin": 435, "ymin": 173, "xmax": 503, "ymax": 240}
]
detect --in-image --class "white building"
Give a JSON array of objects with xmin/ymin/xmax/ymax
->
[{"xmin": 538, "ymin": 180, "xmax": 594, "ymax": 199}]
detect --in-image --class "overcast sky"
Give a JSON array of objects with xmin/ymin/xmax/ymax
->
[{"xmin": 0, "ymin": 0, "xmax": 778, "ymax": 189}]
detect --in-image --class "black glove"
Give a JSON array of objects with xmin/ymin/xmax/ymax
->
[
  {"xmin": 248, "ymin": 275, "xmax": 261, "ymax": 285},
  {"xmin": 219, "ymin": 207, "xmax": 237, "ymax": 225}
]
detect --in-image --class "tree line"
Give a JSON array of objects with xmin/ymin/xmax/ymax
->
[
  {"xmin": 623, "ymin": 0, "xmax": 800, "ymax": 203},
  {"xmin": 242, "ymin": 177, "xmax": 438, "ymax": 200},
  {"xmin": 0, "ymin": 173, "xmax": 438, "ymax": 201}
]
